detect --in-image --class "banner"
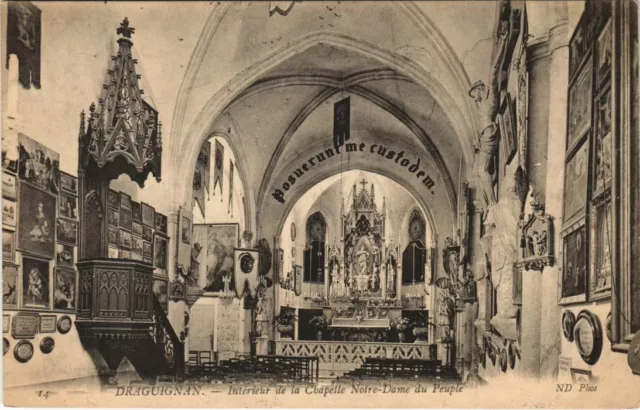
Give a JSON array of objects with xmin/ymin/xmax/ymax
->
[
  {"xmin": 7, "ymin": 2, "xmax": 41, "ymax": 89},
  {"xmin": 233, "ymin": 248, "xmax": 260, "ymax": 298},
  {"xmin": 228, "ymin": 160, "xmax": 234, "ymax": 215},
  {"xmin": 333, "ymin": 97, "xmax": 350, "ymax": 149},
  {"xmin": 213, "ymin": 140, "xmax": 224, "ymax": 198},
  {"xmin": 193, "ymin": 141, "xmax": 210, "ymax": 216}
]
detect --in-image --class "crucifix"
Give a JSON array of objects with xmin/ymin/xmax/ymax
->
[{"xmin": 360, "ymin": 178, "xmax": 368, "ymax": 192}]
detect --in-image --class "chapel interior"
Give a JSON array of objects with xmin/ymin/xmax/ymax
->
[{"xmin": 1, "ymin": 0, "xmax": 639, "ymax": 398}]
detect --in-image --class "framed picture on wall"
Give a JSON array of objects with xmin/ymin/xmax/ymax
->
[
  {"xmin": 108, "ymin": 246, "xmax": 119, "ymax": 259},
  {"xmin": 153, "ymin": 234, "xmax": 167, "ymax": 270},
  {"xmin": 18, "ymin": 183, "xmax": 56, "ymax": 258},
  {"xmin": 55, "ymin": 243, "xmax": 74, "ymax": 268},
  {"xmin": 2, "ymin": 172, "xmax": 17, "ymax": 200},
  {"xmin": 53, "ymin": 268, "xmax": 76, "ymax": 312},
  {"xmin": 108, "ymin": 209, "xmax": 119, "ymax": 228},
  {"xmin": 499, "ymin": 94, "xmax": 517, "ymax": 166},
  {"xmin": 119, "ymin": 207, "xmax": 133, "ymax": 231},
  {"xmin": 589, "ymin": 193, "xmax": 612, "ymax": 301},
  {"xmin": 17, "ymin": 133, "xmax": 60, "ymax": 195},
  {"xmin": 56, "ymin": 218, "xmax": 78, "ymax": 246},
  {"xmin": 119, "ymin": 229, "xmax": 132, "ymax": 250},
  {"xmin": 107, "ymin": 226, "xmax": 118, "ymax": 246},
  {"xmin": 593, "ymin": 86, "xmax": 612, "ymax": 196},
  {"xmin": 3, "ymin": 198, "xmax": 17, "ymax": 229},
  {"xmin": 143, "ymin": 241, "xmax": 153, "ymax": 259},
  {"xmin": 563, "ymin": 142, "xmax": 589, "ymax": 223},
  {"xmin": 155, "ymin": 213, "xmax": 167, "ymax": 235},
  {"xmin": 108, "ymin": 189, "xmax": 119, "ymax": 210},
  {"xmin": 202, "ymin": 223, "xmax": 239, "ymax": 292},
  {"xmin": 3, "ymin": 263, "xmax": 19, "ymax": 309},
  {"xmin": 58, "ymin": 194, "xmax": 78, "ymax": 220},
  {"xmin": 180, "ymin": 215, "xmax": 191, "ymax": 244},
  {"xmin": 142, "ymin": 225, "xmax": 153, "ymax": 242},
  {"xmin": 133, "ymin": 236, "xmax": 144, "ymax": 256},
  {"xmin": 3, "ymin": 231, "xmax": 15, "ymax": 262},
  {"xmin": 567, "ymin": 58, "xmax": 593, "ymax": 152},
  {"xmin": 132, "ymin": 222, "xmax": 143, "ymax": 237},
  {"xmin": 131, "ymin": 201, "xmax": 141, "ymax": 222},
  {"xmin": 141, "ymin": 202, "xmax": 155, "ymax": 228},
  {"xmin": 559, "ymin": 221, "xmax": 588, "ymax": 305},
  {"xmin": 596, "ymin": 19, "xmax": 612, "ymax": 85},
  {"xmin": 119, "ymin": 192, "xmax": 132, "ymax": 211},
  {"xmin": 59, "ymin": 171, "xmax": 77, "ymax": 195},
  {"xmin": 21, "ymin": 256, "xmax": 50, "ymax": 310}
]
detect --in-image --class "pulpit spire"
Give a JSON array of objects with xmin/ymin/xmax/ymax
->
[{"xmin": 78, "ymin": 18, "xmax": 162, "ymax": 186}]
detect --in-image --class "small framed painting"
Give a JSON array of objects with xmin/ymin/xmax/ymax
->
[
  {"xmin": 153, "ymin": 234, "xmax": 167, "ymax": 270},
  {"xmin": 155, "ymin": 213, "xmax": 167, "ymax": 235},
  {"xmin": 3, "ymin": 315, "xmax": 9, "ymax": 333},
  {"xmin": 119, "ymin": 207, "xmax": 133, "ymax": 231},
  {"xmin": 142, "ymin": 225, "xmax": 153, "ymax": 242},
  {"xmin": 18, "ymin": 183, "xmax": 56, "ymax": 258},
  {"xmin": 2, "ymin": 172, "xmax": 17, "ymax": 200},
  {"xmin": 2, "ymin": 198, "xmax": 17, "ymax": 229},
  {"xmin": 589, "ymin": 194, "xmax": 612, "ymax": 301},
  {"xmin": 53, "ymin": 268, "xmax": 76, "ymax": 312},
  {"xmin": 180, "ymin": 215, "xmax": 192, "ymax": 244},
  {"xmin": 559, "ymin": 221, "xmax": 588, "ymax": 305},
  {"xmin": 3, "ymin": 230, "xmax": 15, "ymax": 262},
  {"xmin": 108, "ymin": 246, "xmax": 119, "ymax": 259},
  {"xmin": 141, "ymin": 202, "xmax": 155, "ymax": 228},
  {"xmin": 131, "ymin": 201, "xmax": 141, "ymax": 222},
  {"xmin": 132, "ymin": 221, "xmax": 143, "ymax": 236},
  {"xmin": 108, "ymin": 209, "xmax": 119, "ymax": 227},
  {"xmin": 119, "ymin": 229, "xmax": 132, "ymax": 250},
  {"xmin": 57, "ymin": 218, "xmax": 78, "ymax": 246},
  {"xmin": 3, "ymin": 198, "xmax": 17, "ymax": 229},
  {"xmin": 118, "ymin": 249, "xmax": 131, "ymax": 260},
  {"xmin": 119, "ymin": 192, "xmax": 132, "ymax": 211},
  {"xmin": 596, "ymin": 20, "xmax": 612, "ymax": 86},
  {"xmin": 21, "ymin": 256, "xmax": 50, "ymax": 310},
  {"xmin": 108, "ymin": 226, "xmax": 119, "ymax": 246},
  {"xmin": 143, "ymin": 241, "xmax": 153, "ymax": 259},
  {"xmin": 3, "ymin": 264, "xmax": 19, "ymax": 309},
  {"xmin": 563, "ymin": 142, "xmax": 589, "ymax": 223},
  {"xmin": 133, "ymin": 236, "xmax": 144, "ymax": 256},
  {"xmin": 567, "ymin": 59, "xmax": 593, "ymax": 152},
  {"xmin": 58, "ymin": 194, "xmax": 78, "ymax": 220},
  {"xmin": 56, "ymin": 243, "xmax": 74, "ymax": 268},
  {"xmin": 499, "ymin": 94, "xmax": 517, "ymax": 166},
  {"xmin": 108, "ymin": 189, "xmax": 119, "ymax": 210},
  {"xmin": 59, "ymin": 171, "xmax": 77, "ymax": 195}
]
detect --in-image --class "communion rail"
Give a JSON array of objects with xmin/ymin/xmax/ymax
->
[{"xmin": 275, "ymin": 341, "xmax": 437, "ymax": 373}]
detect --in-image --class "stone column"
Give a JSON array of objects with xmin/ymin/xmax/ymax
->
[{"xmin": 537, "ymin": 22, "xmax": 569, "ymax": 381}]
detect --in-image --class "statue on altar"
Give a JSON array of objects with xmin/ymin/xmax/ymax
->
[{"xmin": 327, "ymin": 178, "xmax": 388, "ymax": 299}]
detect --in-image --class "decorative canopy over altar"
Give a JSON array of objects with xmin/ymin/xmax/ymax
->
[{"xmin": 324, "ymin": 178, "xmax": 402, "ymax": 331}]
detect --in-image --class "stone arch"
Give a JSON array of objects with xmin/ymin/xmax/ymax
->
[{"xmin": 169, "ymin": 9, "xmax": 479, "ymax": 216}]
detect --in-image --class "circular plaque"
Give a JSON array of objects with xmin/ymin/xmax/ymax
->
[
  {"xmin": 57, "ymin": 315, "xmax": 72, "ymax": 334},
  {"xmin": 40, "ymin": 337, "xmax": 55, "ymax": 354},
  {"xmin": 3, "ymin": 338, "xmax": 9, "ymax": 356},
  {"xmin": 606, "ymin": 311, "xmax": 612, "ymax": 342},
  {"xmin": 562, "ymin": 310, "xmax": 576, "ymax": 342},
  {"xmin": 573, "ymin": 310, "xmax": 603, "ymax": 365},
  {"xmin": 14, "ymin": 340, "xmax": 34, "ymax": 363},
  {"xmin": 290, "ymin": 223, "xmax": 296, "ymax": 241}
]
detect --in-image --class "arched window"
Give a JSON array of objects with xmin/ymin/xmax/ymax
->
[
  {"xmin": 304, "ymin": 212, "xmax": 326, "ymax": 283},
  {"xmin": 402, "ymin": 210, "xmax": 427, "ymax": 284}
]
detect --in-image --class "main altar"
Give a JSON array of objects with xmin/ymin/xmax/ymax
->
[{"xmin": 321, "ymin": 179, "xmax": 403, "ymax": 342}]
